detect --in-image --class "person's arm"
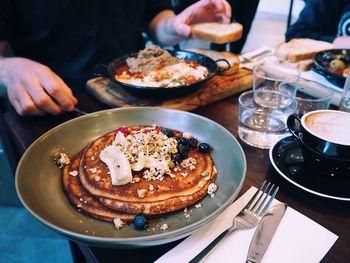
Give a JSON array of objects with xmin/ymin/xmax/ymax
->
[
  {"xmin": 286, "ymin": 0, "xmax": 341, "ymax": 42},
  {"xmin": 148, "ymin": 0, "xmax": 231, "ymax": 46},
  {"xmin": 0, "ymin": 41, "xmax": 77, "ymax": 116}
]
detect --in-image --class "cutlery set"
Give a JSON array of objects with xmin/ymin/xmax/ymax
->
[{"xmin": 190, "ymin": 181, "xmax": 286, "ymax": 263}]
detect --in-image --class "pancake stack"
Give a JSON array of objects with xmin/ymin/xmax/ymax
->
[{"xmin": 62, "ymin": 126, "xmax": 217, "ymax": 223}]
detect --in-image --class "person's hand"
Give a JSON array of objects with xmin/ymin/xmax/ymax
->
[
  {"xmin": 171, "ymin": 0, "xmax": 232, "ymax": 37},
  {"xmin": 0, "ymin": 57, "xmax": 77, "ymax": 116},
  {"xmin": 333, "ymin": 36, "xmax": 350, "ymax": 49}
]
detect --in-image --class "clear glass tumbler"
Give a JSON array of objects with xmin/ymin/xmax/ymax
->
[
  {"xmin": 238, "ymin": 90, "xmax": 296, "ymax": 149},
  {"xmin": 339, "ymin": 70, "xmax": 350, "ymax": 112},
  {"xmin": 279, "ymin": 80, "xmax": 334, "ymax": 115},
  {"xmin": 253, "ymin": 63, "xmax": 300, "ymax": 109}
]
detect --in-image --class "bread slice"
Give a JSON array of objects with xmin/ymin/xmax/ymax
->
[
  {"xmin": 185, "ymin": 48, "xmax": 240, "ymax": 75},
  {"xmin": 275, "ymin": 38, "xmax": 334, "ymax": 63},
  {"xmin": 191, "ymin": 22, "xmax": 243, "ymax": 44}
]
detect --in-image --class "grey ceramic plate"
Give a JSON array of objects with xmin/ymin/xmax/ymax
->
[{"xmin": 16, "ymin": 107, "xmax": 246, "ymax": 248}]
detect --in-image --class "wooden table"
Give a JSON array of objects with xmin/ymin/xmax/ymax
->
[{"xmin": 3, "ymin": 91, "xmax": 350, "ymax": 263}]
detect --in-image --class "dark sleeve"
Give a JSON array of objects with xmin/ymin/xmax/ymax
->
[
  {"xmin": 0, "ymin": 0, "xmax": 15, "ymax": 41},
  {"xmin": 219, "ymin": 0, "xmax": 259, "ymax": 53},
  {"xmin": 173, "ymin": 0, "xmax": 195, "ymax": 14},
  {"xmin": 144, "ymin": 0, "xmax": 173, "ymax": 26},
  {"xmin": 286, "ymin": 0, "xmax": 342, "ymax": 43}
]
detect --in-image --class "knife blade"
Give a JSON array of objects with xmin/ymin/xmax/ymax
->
[{"xmin": 246, "ymin": 203, "xmax": 288, "ymax": 263}]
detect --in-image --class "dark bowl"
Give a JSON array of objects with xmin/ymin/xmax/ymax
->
[
  {"xmin": 95, "ymin": 50, "xmax": 230, "ymax": 99},
  {"xmin": 312, "ymin": 49, "xmax": 350, "ymax": 87}
]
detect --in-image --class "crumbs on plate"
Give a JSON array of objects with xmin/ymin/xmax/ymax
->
[{"xmin": 53, "ymin": 152, "xmax": 70, "ymax": 168}]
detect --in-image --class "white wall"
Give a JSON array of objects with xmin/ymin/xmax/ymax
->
[
  {"xmin": 258, "ymin": 0, "xmax": 305, "ymax": 18},
  {"xmin": 242, "ymin": 0, "xmax": 306, "ymax": 52}
]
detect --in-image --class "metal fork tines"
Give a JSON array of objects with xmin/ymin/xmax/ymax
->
[{"xmin": 190, "ymin": 180, "xmax": 279, "ymax": 263}]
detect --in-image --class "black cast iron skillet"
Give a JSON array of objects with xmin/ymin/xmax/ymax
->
[
  {"xmin": 312, "ymin": 49, "xmax": 350, "ymax": 87},
  {"xmin": 95, "ymin": 50, "xmax": 230, "ymax": 99}
]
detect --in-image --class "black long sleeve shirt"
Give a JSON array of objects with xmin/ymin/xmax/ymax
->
[
  {"xmin": 0, "ymin": 0, "xmax": 172, "ymax": 88},
  {"xmin": 286, "ymin": 0, "xmax": 350, "ymax": 42}
]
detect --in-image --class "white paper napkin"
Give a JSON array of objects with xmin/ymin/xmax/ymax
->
[
  {"xmin": 240, "ymin": 46, "xmax": 275, "ymax": 61},
  {"xmin": 239, "ymin": 46, "xmax": 276, "ymax": 70},
  {"xmin": 155, "ymin": 187, "xmax": 338, "ymax": 263}
]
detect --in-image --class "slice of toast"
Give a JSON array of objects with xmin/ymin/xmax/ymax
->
[
  {"xmin": 185, "ymin": 48, "xmax": 240, "ymax": 75},
  {"xmin": 191, "ymin": 22, "xmax": 243, "ymax": 44},
  {"xmin": 275, "ymin": 38, "xmax": 334, "ymax": 63}
]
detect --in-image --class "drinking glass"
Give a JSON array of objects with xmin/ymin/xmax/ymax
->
[
  {"xmin": 238, "ymin": 90, "xmax": 297, "ymax": 149},
  {"xmin": 253, "ymin": 63, "xmax": 300, "ymax": 108},
  {"xmin": 279, "ymin": 80, "xmax": 334, "ymax": 115},
  {"xmin": 339, "ymin": 70, "xmax": 350, "ymax": 112}
]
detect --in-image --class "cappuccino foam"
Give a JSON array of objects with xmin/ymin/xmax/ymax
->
[{"xmin": 304, "ymin": 111, "xmax": 350, "ymax": 145}]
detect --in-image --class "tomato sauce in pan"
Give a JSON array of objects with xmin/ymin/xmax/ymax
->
[{"xmin": 115, "ymin": 59, "xmax": 208, "ymax": 88}]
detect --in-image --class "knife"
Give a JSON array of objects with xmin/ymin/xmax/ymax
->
[{"xmin": 246, "ymin": 203, "xmax": 288, "ymax": 263}]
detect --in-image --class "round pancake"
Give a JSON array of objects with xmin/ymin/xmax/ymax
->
[
  {"xmin": 79, "ymin": 127, "xmax": 217, "ymax": 215},
  {"xmin": 62, "ymin": 151, "xmax": 134, "ymax": 222}
]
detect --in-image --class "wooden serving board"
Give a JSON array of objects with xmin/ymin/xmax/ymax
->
[{"xmin": 86, "ymin": 68, "xmax": 252, "ymax": 111}]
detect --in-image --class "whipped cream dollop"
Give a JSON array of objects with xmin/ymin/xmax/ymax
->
[
  {"xmin": 100, "ymin": 127, "xmax": 178, "ymax": 185},
  {"xmin": 99, "ymin": 145, "xmax": 132, "ymax": 185}
]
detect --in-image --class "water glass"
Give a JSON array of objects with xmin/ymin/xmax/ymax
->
[
  {"xmin": 238, "ymin": 90, "xmax": 296, "ymax": 149},
  {"xmin": 278, "ymin": 80, "xmax": 334, "ymax": 115},
  {"xmin": 253, "ymin": 63, "xmax": 300, "ymax": 108},
  {"xmin": 339, "ymin": 70, "xmax": 350, "ymax": 112}
]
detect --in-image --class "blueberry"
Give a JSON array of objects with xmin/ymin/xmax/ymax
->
[
  {"xmin": 171, "ymin": 153, "xmax": 183, "ymax": 164},
  {"xmin": 161, "ymin": 128, "xmax": 174, "ymax": 138},
  {"xmin": 134, "ymin": 214, "xmax": 149, "ymax": 230},
  {"xmin": 322, "ymin": 52, "xmax": 334, "ymax": 62},
  {"xmin": 178, "ymin": 145, "xmax": 189, "ymax": 159},
  {"xmin": 188, "ymin": 138, "xmax": 198, "ymax": 148},
  {"xmin": 176, "ymin": 137, "xmax": 188, "ymax": 145},
  {"xmin": 340, "ymin": 55, "xmax": 350, "ymax": 64},
  {"xmin": 198, "ymin": 143, "xmax": 211, "ymax": 153}
]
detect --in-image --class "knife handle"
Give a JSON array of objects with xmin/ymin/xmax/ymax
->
[{"xmin": 189, "ymin": 228, "xmax": 233, "ymax": 263}]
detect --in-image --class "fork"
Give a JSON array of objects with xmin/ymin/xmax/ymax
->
[{"xmin": 189, "ymin": 181, "xmax": 279, "ymax": 263}]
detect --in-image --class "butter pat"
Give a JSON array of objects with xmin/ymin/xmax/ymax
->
[{"xmin": 99, "ymin": 145, "xmax": 132, "ymax": 185}]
